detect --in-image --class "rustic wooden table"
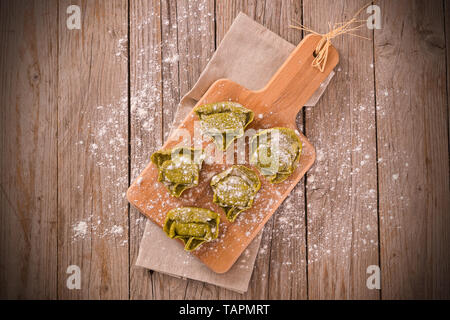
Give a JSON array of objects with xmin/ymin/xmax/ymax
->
[{"xmin": 1, "ymin": 0, "xmax": 449, "ymax": 300}]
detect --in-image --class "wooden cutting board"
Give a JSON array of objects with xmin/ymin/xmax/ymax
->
[{"xmin": 127, "ymin": 34, "xmax": 339, "ymax": 273}]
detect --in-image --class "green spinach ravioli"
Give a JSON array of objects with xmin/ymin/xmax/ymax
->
[
  {"xmin": 250, "ymin": 127, "xmax": 302, "ymax": 183},
  {"xmin": 151, "ymin": 147, "xmax": 204, "ymax": 197},
  {"xmin": 163, "ymin": 207, "xmax": 220, "ymax": 251},
  {"xmin": 194, "ymin": 102, "xmax": 254, "ymax": 150},
  {"xmin": 211, "ymin": 165, "xmax": 261, "ymax": 222}
]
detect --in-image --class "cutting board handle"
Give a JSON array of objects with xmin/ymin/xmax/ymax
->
[{"xmin": 255, "ymin": 34, "xmax": 339, "ymax": 118}]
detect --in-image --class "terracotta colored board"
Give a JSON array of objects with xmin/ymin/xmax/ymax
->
[{"xmin": 127, "ymin": 34, "xmax": 339, "ymax": 273}]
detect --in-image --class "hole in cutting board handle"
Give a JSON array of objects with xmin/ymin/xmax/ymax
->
[{"xmin": 312, "ymin": 50, "xmax": 318, "ymax": 58}]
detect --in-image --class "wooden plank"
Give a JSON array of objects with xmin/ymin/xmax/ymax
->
[
  {"xmin": 132, "ymin": 0, "xmax": 306, "ymax": 301},
  {"xmin": 129, "ymin": 0, "xmax": 162, "ymax": 300},
  {"xmin": 0, "ymin": 0, "xmax": 58, "ymax": 299},
  {"xmin": 57, "ymin": 0, "xmax": 129, "ymax": 299},
  {"xmin": 375, "ymin": 0, "xmax": 450, "ymax": 299},
  {"xmin": 447, "ymin": 0, "xmax": 450, "ymax": 191},
  {"xmin": 170, "ymin": 0, "xmax": 217, "ymax": 299},
  {"xmin": 304, "ymin": 0, "xmax": 379, "ymax": 299},
  {"xmin": 127, "ymin": 33, "xmax": 337, "ymax": 279}
]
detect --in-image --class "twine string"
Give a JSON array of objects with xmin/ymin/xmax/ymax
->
[{"xmin": 290, "ymin": 2, "xmax": 372, "ymax": 72}]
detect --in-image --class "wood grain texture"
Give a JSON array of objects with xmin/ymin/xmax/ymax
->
[
  {"xmin": 176, "ymin": 0, "xmax": 216, "ymax": 99},
  {"xmin": 127, "ymin": 31, "xmax": 338, "ymax": 281},
  {"xmin": 161, "ymin": 0, "xmax": 180, "ymax": 137},
  {"xmin": 57, "ymin": 0, "xmax": 129, "ymax": 299},
  {"xmin": 447, "ymin": 0, "xmax": 450, "ymax": 194},
  {"xmin": 0, "ymin": 0, "xmax": 58, "ymax": 299},
  {"xmin": 375, "ymin": 0, "xmax": 450, "ymax": 299},
  {"xmin": 304, "ymin": 0, "xmax": 380, "ymax": 299}
]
